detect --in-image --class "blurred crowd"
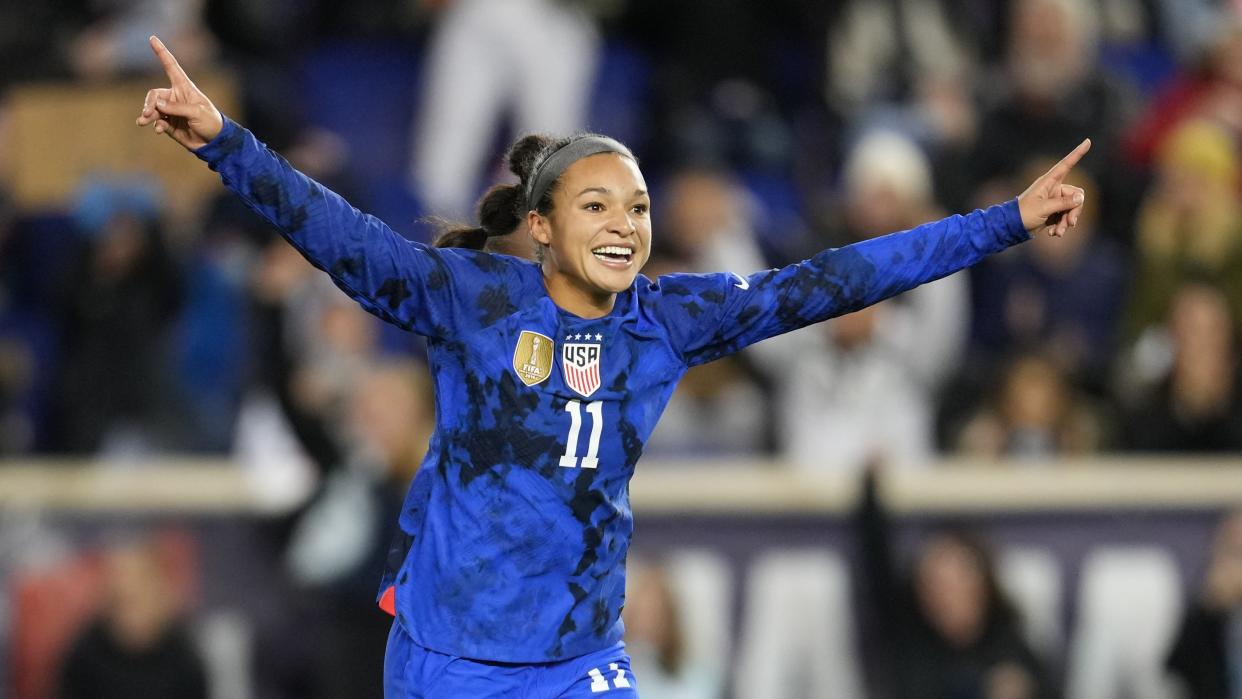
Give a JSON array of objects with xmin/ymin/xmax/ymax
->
[{"xmin": 1, "ymin": 0, "xmax": 1242, "ymax": 697}]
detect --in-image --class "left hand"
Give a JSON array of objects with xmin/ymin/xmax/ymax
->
[{"xmin": 1016, "ymin": 139, "xmax": 1091, "ymax": 237}]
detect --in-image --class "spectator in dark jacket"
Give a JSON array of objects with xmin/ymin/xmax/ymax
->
[
  {"xmin": 58, "ymin": 539, "xmax": 207, "ymax": 699},
  {"xmin": 1167, "ymin": 510, "xmax": 1242, "ymax": 699},
  {"xmin": 1122, "ymin": 280, "xmax": 1242, "ymax": 452},
  {"xmin": 50, "ymin": 186, "xmax": 184, "ymax": 454},
  {"xmin": 858, "ymin": 466, "xmax": 1052, "ymax": 699}
]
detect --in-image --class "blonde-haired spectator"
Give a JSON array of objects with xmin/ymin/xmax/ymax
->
[{"xmin": 1123, "ymin": 120, "xmax": 1242, "ymax": 347}]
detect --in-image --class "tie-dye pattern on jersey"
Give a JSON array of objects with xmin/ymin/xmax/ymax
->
[{"xmin": 196, "ymin": 119, "xmax": 1029, "ymax": 663}]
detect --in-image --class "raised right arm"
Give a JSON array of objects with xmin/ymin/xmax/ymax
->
[
  {"xmin": 136, "ymin": 35, "xmax": 484, "ymax": 339},
  {"xmin": 194, "ymin": 119, "xmax": 466, "ymax": 337}
]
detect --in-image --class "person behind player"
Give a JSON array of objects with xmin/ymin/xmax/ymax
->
[{"xmin": 136, "ymin": 36, "xmax": 1089, "ymax": 698}]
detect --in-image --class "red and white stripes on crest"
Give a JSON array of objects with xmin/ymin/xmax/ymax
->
[
  {"xmin": 562, "ymin": 343, "xmax": 601, "ymax": 397},
  {"xmin": 565, "ymin": 359, "xmax": 599, "ymax": 397}
]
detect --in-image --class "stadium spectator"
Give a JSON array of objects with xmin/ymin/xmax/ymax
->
[
  {"xmin": 968, "ymin": 0, "xmax": 1135, "ymax": 226},
  {"xmin": 239, "ymin": 238, "xmax": 368, "ymax": 484},
  {"xmin": 752, "ymin": 131, "xmax": 967, "ymax": 471},
  {"xmin": 0, "ymin": 190, "xmax": 43, "ymax": 454},
  {"xmin": 409, "ymin": 0, "xmax": 602, "ymax": 218},
  {"xmin": 1121, "ymin": 119, "xmax": 1242, "ymax": 346},
  {"xmin": 656, "ymin": 168, "xmax": 770, "ymax": 275},
  {"xmin": 969, "ymin": 165, "xmax": 1127, "ymax": 388},
  {"xmin": 270, "ymin": 359, "xmax": 435, "ymax": 699},
  {"xmin": 821, "ymin": 0, "xmax": 985, "ymax": 212},
  {"xmin": 645, "ymin": 169, "xmax": 771, "ymax": 458},
  {"xmin": 286, "ymin": 358, "xmax": 434, "ymax": 595},
  {"xmin": 644, "ymin": 354, "xmax": 769, "ymax": 458},
  {"xmin": 56, "ymin": 538, "xmax": 208, "ymax": 699},
  {"xmin": 172, "ymin": 198, "xmax": 255, "ymax": 452},
  {"xmin": 956, "ymin": 354, "xmax": 1104, "ymax": 460},
  {"xmin": 824, "ymin": 0, "xmax": 974, "ymax": 119},
  {"xmin": 68, "ymin": 0, "xmax": 214, "ymax": 81},
  {"xmin": 1121, "ymin": 281, "xmax": 1242, "ymax": 452},
  {"xmin": 49, "ymin": 184, "xmax": 185, "ymax": 455},
  {"xmin": 224, "ymin": 125, "xmax": 373, "ymax": 470},
  {"xmin": 623, "ymin": 556, "xmax": 721, "ymax": 699},
  {"xmin": 1166, "ymin": 509, "xmax": 1242, "ymax": 698},
  {"xmin": 858, "ymin": 467, "xmax": 1052, "ymax": 699}
]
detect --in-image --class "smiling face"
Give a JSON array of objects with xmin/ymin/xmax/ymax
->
[{"xmin": 529, "ymin": 152, "xmax": 652, "ymax": 317}]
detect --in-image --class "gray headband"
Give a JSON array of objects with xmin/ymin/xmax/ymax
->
[{"xmin": 526, "ymin": 136, "xmax": 633, "ymax": 211}]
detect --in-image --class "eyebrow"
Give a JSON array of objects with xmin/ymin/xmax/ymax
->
[{"xmin": 576, "ymin": 187, "xmax": 649, "ymax": 198}]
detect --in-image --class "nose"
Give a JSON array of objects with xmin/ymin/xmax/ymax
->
[{"xmin": 610, "ymin": 211, "xmax": 637, "ymax": 237}]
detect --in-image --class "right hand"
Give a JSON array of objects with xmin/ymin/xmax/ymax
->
[{"xmin": 135, "ymin": 35, "xmax": 223, "ymax": 151}]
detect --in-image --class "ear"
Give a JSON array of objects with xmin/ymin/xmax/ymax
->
[{"xmin": 527, "ymin": 211, "xmax": 551, "ymax": 246}]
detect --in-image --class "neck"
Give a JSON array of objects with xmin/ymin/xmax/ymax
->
[{"xmin": 543, "ymin": 268, "xmax": 616, "ymax": 318}]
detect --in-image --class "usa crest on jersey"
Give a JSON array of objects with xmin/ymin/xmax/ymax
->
[{"xmin": 562, "ymin": 341, "xmax": 601, "ymax": 397}]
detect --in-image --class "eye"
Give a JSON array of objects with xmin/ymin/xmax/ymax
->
[
  {"xmin": 631, "ymin": 203, "xmax": 649, "ymax": 215},
  {"xmin": 584, "ymin": 202, "xmax": 604, "ymax": 212}
]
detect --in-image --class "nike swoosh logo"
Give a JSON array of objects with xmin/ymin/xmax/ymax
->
[{"xmin": 732, "ymin": 273, "xmax": 750, "ymax": 290}]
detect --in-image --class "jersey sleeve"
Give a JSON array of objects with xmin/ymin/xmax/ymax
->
[
  {"xmin": 656, "ymin": 201, "xmax": 1029, "ymax": 366},
  {"xmin": 194, "ymin": 117, "xmax": 509, "ymax": 339}
]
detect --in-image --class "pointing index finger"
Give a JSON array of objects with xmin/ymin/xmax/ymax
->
[
  {"xmin": 1047, "ymin": 138, "xmax": 1092, "ymax": 181},
  {"xmin": 149, "ymin": 35, "xmax": 189, "ymax": 85}
]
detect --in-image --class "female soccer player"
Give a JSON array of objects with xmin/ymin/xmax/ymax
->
[{"xmin": 137, "ymin": 36, "xmax": 1088, "ymax": 698}]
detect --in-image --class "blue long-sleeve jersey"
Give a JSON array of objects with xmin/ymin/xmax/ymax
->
[{"xmin": 196, "ymin": 119, "xmax": 1029, "ymax": 663}]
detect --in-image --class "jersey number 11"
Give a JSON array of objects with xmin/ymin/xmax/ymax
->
[{"xmin": 560, "ymin": 400, "xmax": 603, "ymax": 469}]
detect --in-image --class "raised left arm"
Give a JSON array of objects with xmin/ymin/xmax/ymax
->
[
  {"xmin": 660, "ymin": 140, "xmax": 1090, "ymax": 366},
  {"xmin": 661, "ymin": 199, "xmax": 1023, "ymax": 365}
]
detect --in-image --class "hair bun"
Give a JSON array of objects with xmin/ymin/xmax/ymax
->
[
  {"xmin": 478, "ymin": 184, "xmax": 523, "ymax": 236},
  {"xmin": 508, "ymin": 134, "xmax": 555, "ymax": 182}
]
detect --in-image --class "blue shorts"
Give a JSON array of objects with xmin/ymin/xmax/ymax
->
[{"xmin": 384, "ymin": 620, "xmax": 639, "ymax": 698}]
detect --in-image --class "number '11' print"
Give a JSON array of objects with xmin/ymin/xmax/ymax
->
[{"xmin": 560, "ymin": 400, "xmax": 603, "ymax": 469}]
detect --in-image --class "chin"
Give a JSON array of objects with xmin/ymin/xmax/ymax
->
[
  {"xmin": 597, "ymin": 275, "xmax": 636, "ymax": 294},
  {"xmin": 587, "ymin": 262, "xmax": 640, "ymax": 293}
]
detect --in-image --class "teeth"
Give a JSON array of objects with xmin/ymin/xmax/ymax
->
[{"xmin": 592, "ymin": 246, "xmax": 632, "ymax": 256}]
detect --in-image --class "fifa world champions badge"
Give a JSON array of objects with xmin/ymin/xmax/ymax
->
[
  {"xmin": 562, "ymin": 338, "xmax": 602, "ymax": 397},
  {"xmin": 513, "ymin": 331, "xmax": 554, "ymax": 386}
]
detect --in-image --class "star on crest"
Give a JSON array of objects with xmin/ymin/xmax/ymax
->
[
  {"xmin": 595, "ymin": 333, "xmax": 603, "ymax": 341},
  {"xmin": 574, "ymin": 334, "xmax": 582, "ymax": 340}
]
